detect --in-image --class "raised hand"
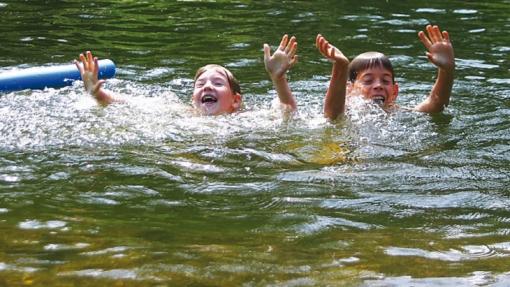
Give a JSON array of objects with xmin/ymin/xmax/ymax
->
[
  {"xmin": 415, "ymin": 25, "xmax": 455, "ymax": 113},
  {"xmin": 418, "ymin": 25, "xmax": 455, "ymax": 72},
  {"xmin": 74, "ymin": 51, "xmax": 116, "ymax": 105},
  {"xmin": 263, "ymin": 34, "xmax": 298, "ymax": 80},
  {"xmin": 74, "ymin": 51, "xmax": 106, "ymax": 96},
  {"xmin": 315, "ymin": 34, "xmax": 349, "ymax": 120},
  {"xmin": 263, "ymin": 35, "xmax": 298, "ymax": 111},
  {"xmin": 316, "ymin": 34, "xmax": 349, "ymax": 67}
]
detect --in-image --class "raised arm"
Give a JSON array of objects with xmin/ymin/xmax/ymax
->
[
  {"xmin": 74, "ymin": 51, "xmax": 119, "ymax": 106},
  {"xmin": 263, "ymin": 34, "xmax": 298, "ymax": 112},
  {"xmin": 414, "ymin": 25, "xmax": 455, "ymax": 113},
  {"xmin": 316, "ymin": 34, "xmax": 349, "ymax": 121}
]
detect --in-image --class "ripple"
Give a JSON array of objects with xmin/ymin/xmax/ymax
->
[
  {"xmin": 415, "ymin": 8, "xmax": 446, "ymax": 13},
  {"xmin": 170, "ymin": 159, "xmax": 225, "ymax": 174},
  {"xmin": 385, "ymin": 246, "xmax": 467, "ymax": 261},
  {"xmin": 322, "ymin": 256, "xmax": 360, "ymax": 268},
  {"xmin": 59, "ymin": 268, "xmax": 138, "ymax": 280},
  {"xmin": 18, "ymin": 220, "xmax": 67, "ymax": 230},
  {"xmin": 48, "ymin": 172, "xmax": 70, "ymax": 180},
  {"xmin": 138, "ymin": 67, "xmax": 175, "ymax": 81},
  {"xmin": 225, "ymin": 58, "xmax": 258, "ymax": 68},
  {"xmin": 104, "ymin": 185, "xmax": 160, "ymax": 198},
  {"xmin": 382, "ymin": 18, "xmax": 428, "ymax": 26},
  {"xmin": 490, "ymin": 242, "xmax": 510, "ymax": 252},
  {"xmin": 295, "ymin": 215, "xmax": 375, "ymax": 235},
  {"xmin": 385, "ymin": 242, "xmax": 510, "ymax": 262},
  {"xmin": 454, "ymin": 9, "xmax": 478, "ymax": 14},
  {"xmin": 456, "ymin": 58, "xmax": 499, "ymax": 69},
  {"xmin": 44, "ymin": 243, "xmax": 90, "ymax": 251},
  {"xmin": 80, "ymin": 194, "xmax": 120, "ymax": 206},
  {"xmin": 364, "ymin": 271, "xmax": 495, "ymax": 286},
  {"xmin": 82, "ymin": 246, "xmax": 130, "ymax": 256},
  {"xmin": 492, "ymin": 46, "xmax": 510, "ymax": 52},
  {"xmin": 487, "ymin": 78, "xmax": 510, "ymax": 85},
  {"xmin": 469, "ymin": 28, "xmax": 486, "ymax": 33},
  {"xmin": 0, "ymin": 262, "xmax": 38, "ymax": 273}
]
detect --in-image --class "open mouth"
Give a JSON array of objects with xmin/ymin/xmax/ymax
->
[
  {"xmin": 372, "ymin": 96, "xmax": 385, "ymax": 105},
  {"xmin": 201, "ymin": 94, "xmax": 218, "ymax": 104}
]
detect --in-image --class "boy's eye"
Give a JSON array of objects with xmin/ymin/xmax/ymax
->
[
  {"xmin": 383, "ymin": 77, "xmax": 392, "ymax": 84},
  {"xmin": 214, "ymin": 81, "xmax": 224, "ymax": 87}
]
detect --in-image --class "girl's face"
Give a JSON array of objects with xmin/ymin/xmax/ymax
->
[
  {"xmin": 192, "ymin": 68, "xmax": 241, "ymax": 116},
  {"xmin": 349, "ymin": 66, "xmax": 398, "ymax": 106}
]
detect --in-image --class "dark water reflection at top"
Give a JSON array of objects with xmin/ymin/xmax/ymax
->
[{"xmin": 1, "ymin": 0, "xmax": 510, "ymax": 286}]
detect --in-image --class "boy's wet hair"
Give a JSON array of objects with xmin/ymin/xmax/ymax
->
[
  {"xmin": 194, "ymin": 64, "xmax": 241, "ymax": 94},
  {"xmin": 348, "ymin": 52, "xmax": 395, "ymax": 83}
]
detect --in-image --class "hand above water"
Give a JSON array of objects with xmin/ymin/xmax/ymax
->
[
  {"xmin": 418, "ymin": 25, "xmax": 455, "ymax": 72},
  {"xmin": 415, "ymin": 25, "xmax": 455, "ymax": 113},
  {"xmin": 316, "ymin": 34, "xmax": 349, "ymax": 68},
  {"xmin": 74, "ymin": 51, "xmax": 105, "ymax": 96},
  {"xmin": 316, "ymin": 34, "xmax": 349, "ymax": 120},
  {"xmin": 74, "ymin": 51, "xmax": 116, "ymax": 106},
  {"xmin": 263, "ymin": 34, "xmax": 298, "ymax": 112},
  {"xmin": 263, "ymin": 34, "xmax": 298, "ymax": 81}
]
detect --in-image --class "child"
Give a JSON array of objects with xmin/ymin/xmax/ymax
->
[
  {"xmin": 74, "ymin": 34, "xmax": 298, "ymax": 116},
  {"xmin": 316, "ymin": 24, "xmax": 455, "ymax": 120}
]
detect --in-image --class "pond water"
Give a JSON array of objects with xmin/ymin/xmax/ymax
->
[{"xmin": 1, "ymin": 0, "xmax": 509, "ymax": 286}]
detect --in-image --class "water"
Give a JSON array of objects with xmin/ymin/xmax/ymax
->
[{"xmin": 1, "ymin": 0, "xmax": 509, "ymax": 286}]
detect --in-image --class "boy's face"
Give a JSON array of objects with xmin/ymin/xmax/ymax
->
[
  {"xmin": 349, "ymin": 66, "xmax": 398, "ymax": 106},
  {"xmin": 192, "ymin": 68, "xmax": 241, "ymax": 116}
]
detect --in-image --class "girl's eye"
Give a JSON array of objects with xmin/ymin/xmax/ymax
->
[{"xmin": 214, "ymin": 81, "xmax": 224, "ymax": 87}]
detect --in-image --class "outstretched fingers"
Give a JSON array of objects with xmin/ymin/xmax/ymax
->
[
  {"xmin": 93, "ymin": 56, "xmax": 99, "ymax": 76},
  {"xmin": 316, "ymin": 34, "xmax": 335, "ymax": 59},
  {"xmin": 86, "ymin": 51, "xmax": 94, "ymax": 71},
  {"xmin": 278, "ymin": 34, "xmax": 289, "ymax": 51},
  {"xmin": 79, "ymin": 53, "xmax": 88, "ymax": 71},
  {"xmin": 419, "ymin": 24, "xmax": 451, "ymax": 49},
  {"xmin": 74, "ymin": 58, "xmax": 84, "ymax": 75},
  {"xmin": 263, "ymin": 43, "xmax": 271, "ymax": 62},
  {"xmin": 287, "ymin": 40, "xmax": 297, "ymax": 59},
  {"xmin": 442, "ymin": 30, "xmax": 450, "ymax": 43},
  {"xmin": 285, "ymin": 36, "xmax": 296, "ymax": 54},
  {"xmin": 316, "ymin": 34, "xmax": 327, "ymax": 56},
  {"xmin": 418, "ymin": 30, "xmax": 432, "ymax": 50}
]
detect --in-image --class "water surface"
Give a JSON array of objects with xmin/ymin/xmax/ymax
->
[{"xmin": 1, "ymin": 0, "xmax": 509, "ymax": 286}]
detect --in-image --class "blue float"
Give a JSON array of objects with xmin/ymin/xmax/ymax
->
[{"xmin": 0, "ymin": 59, "xmax": 116, "ymax": 93}]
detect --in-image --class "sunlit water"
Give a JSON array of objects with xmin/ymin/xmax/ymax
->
[{"xmin": 1, "ymin": 1, "xmax": 510, "ymax": 286}]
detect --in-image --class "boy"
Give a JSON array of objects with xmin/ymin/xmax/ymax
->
[
  {"xmin": 74, "ymin": 34, "xmax": 298, "ymax": 116},
  {"xmin": 316, "ymin": 25, "xmax": 455, "ymax": 120}
]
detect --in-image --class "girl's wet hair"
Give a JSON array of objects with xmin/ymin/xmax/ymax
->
[
  {"xmin": 348, "ymin": 52, "xmax": 395, "ymax": 83},
  {"xmin": 194, "ymin": 64, "xmax": 241, "ymax": 94}
]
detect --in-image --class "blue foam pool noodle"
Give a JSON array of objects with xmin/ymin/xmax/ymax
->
[{"xmin": 0, "ymin": 59, "xmax": 116, "ymax": 93}]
